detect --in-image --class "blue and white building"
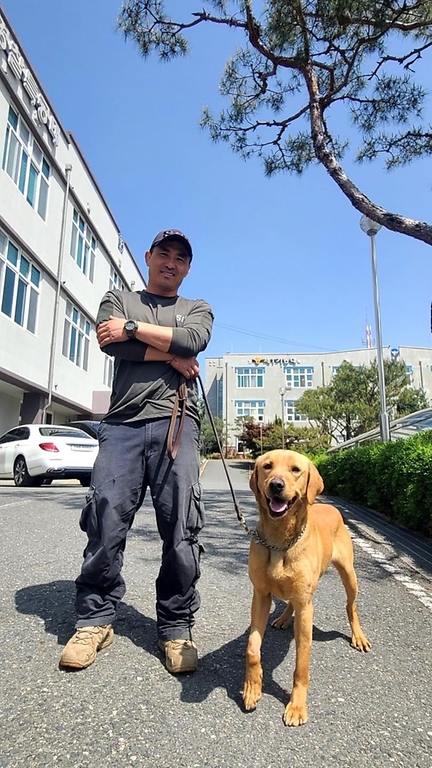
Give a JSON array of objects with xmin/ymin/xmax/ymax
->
[{"xmin": 205, "ymin": 346, "xmax": 432, "ymax": 448}]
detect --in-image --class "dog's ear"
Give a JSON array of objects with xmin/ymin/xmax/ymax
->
[
  {"xmin": 306, "ymin": 461, "xmax": 324, "ymax": 505},
  {"xmin": 249, "ymin": 463, "xmax": 258, "ymax": 498}
]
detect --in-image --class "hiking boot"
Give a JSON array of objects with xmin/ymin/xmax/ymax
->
[
  {"xmin": 59, "ymin": 625, "xmax": 114, "ymax": 669},
  {"xmin": 158, "ymin": 638, "xmax": 198, "ymax": 674}
]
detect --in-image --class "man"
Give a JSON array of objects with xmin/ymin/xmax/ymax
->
[{"xmin": 60, "ymin": 230, "xmax": 213, "ymax": 674}]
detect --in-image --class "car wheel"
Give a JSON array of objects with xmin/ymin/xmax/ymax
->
[
  {"xmin": 79, "ymin": 475, "xmax": 92, "ymax": 487},
  {"xmin": 14, "ymin": 456, "xmax": 36, "ymax": 487}
]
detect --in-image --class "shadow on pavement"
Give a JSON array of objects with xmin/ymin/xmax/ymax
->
[
  {"xmin": 14, "ymin": 580, "xmax": 351, "ymax": 710},
  {"xmin": 225, "ymin": 460, "xmax": 253, "ymax": 472}
]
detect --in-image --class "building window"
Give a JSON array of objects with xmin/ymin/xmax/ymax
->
[
  {"xmin": 62, "ymin": 300, "xmax": 91, "ymax": 371},
  {"xmin": 216, "ymin": 378, "xmax": 223, "ymax": 418},
  {"xmin": 2, "ymin": 105, "xmax": 50, "ymax": 220},
  {"xmin": 284, "ymin": 366, "xmax": 314, "ymax": 388},
  {"xmin": 235, "ymin": 400, "xmax": 265, "ymax": 419},
  {"xmin": 109, "ymin": 265, "xmax": 124, "ymax": 291},
  {"xmin": 0, "ymin": 231, "xmax": 41, "ymax": 333},
  {"xmin": 236, "ymin": 367, "xmax": 265, "ymax": 388},
  {"xmin": 70, "ymin": 208, "xmax": 97, "ymax": 282},
  {"xmin": 103, "ymin": 355, "xmax": 114, "ymax": 387},
  {"xmin": 285, "ymin": 400, "xmax": 307, "ymax": 422}
]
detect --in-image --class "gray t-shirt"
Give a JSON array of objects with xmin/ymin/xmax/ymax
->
[{"xmin": 97, "ymin": 289, "xmax": 213, "ymax": 424}]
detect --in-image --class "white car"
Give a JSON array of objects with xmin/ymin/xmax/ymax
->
[{"xmin": 0, "ymin": 424, "xmax": 99, "ymax": 487}]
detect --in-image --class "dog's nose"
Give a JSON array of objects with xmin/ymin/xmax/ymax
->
[{"xmin": 269, "ymin": 477, "xmax": 285, "ymax": 495}]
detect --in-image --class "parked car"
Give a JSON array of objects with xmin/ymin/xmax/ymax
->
[
  {"xmin": 0, "ymin": 424, "xmax": 99, "ymax": 487},
  {"xmin": 65, "ymin": 420, "xmax": 101, "ymax": 440}
]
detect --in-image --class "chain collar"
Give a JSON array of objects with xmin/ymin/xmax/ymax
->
[{"xmin": 249, "ymin": 522, "xmax": 308, "ymax": 552}]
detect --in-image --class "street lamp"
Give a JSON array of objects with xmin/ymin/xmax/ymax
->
[
  {"xmin": 259, "ymin": 417, "xmax": 263, "ymax": 455},
  {"xmin": 359, "ymin": 215, "xmax": 391, "ymax": 442},
  {"xmin": 224, "ymin": 362, "xmax": 229, "ymax": 458},
  {"xmin": 279, "ymin": 387, "xmax": 286, "ymax": 448}
]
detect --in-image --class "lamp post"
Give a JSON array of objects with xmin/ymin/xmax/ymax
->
[
  {"xmin": 359, "ymin": 215, "xmax": 391, "ymax": 442},
  {"xmin": 259, "ymin": 418, "xmax": 263, "ymax": 455},
  {"xmin": 279, "ymin": 387, "xmax": 286, "ymax": 448},
  {"xmin": 224, "ymin": 362, "xmax": 229, "ymax": 458}
]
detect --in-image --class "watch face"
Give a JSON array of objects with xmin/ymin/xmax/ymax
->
[{"xmin": 125, "ymin": 321, "xmax": 137, "ymax": 336}]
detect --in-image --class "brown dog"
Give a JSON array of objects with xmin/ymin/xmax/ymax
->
[{"xmin": 244, "ymin": 449, "xmax": 370, "ymax": 726}]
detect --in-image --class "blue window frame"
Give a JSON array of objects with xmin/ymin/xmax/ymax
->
[
  {"xmin": 235, "ymin": 400, "xmax": 265, "ymax": 419},
  {"xmin": 285, "ymin": 400, "xmax": 307, "ymax": 422},
  {"xmin": 0, "ymin": 234, "xmax": 41, "ymax": 332},
  {"xmin": 284, "ymin": 366, "xmax": 314, "ymax": 388},
  {"xmin": 235, "ymin": 367, "xmax": 265, "ymax": 388},
  {"xmin": 2, "ymin": 105, "xmax": 50, "ymax": 220}
]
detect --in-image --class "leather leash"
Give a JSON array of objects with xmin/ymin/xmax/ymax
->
[
  {"xmin": 167, "ymin": 373, "xmax": 305, "ymax": 552},
  {"xmin": 167, "ymin": 376, "xmax": 187, "ymax": 461},
  {"xmin": 196, "ymin": 376, "xmax": 250, "ymax": 534},
  {"xmin": 166, "ymin": 372, "xmax": 247, "ymax": 522}
]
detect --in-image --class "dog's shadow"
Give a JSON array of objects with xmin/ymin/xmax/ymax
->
[{"xmin": 14, "ymin": 582, "xmax": 350, "ymax": 709}]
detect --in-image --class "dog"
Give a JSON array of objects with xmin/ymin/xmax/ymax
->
[{"xmin": 243, "ymin": 449, "xmax": 371, "ymax": 726}]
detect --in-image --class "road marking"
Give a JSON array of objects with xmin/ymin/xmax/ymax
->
[
  {"xmin": 352, "ymin": 534, "xmax": 432, "ymax": 612},
  {"xmin": 0, "ymin": 499, "xmax": 33, "ymax": 509}
]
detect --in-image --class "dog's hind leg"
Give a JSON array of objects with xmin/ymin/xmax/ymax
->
[
  {"xmin": 332, "ymin": 532, "xmax": 371, "ymax": 652},
  {"xmin": 272, "ymin": 600, "xmax": 294, "ymax": 629},
  {"xmin": 243, "ymin": 589, "xmax": 272, "ymax": 711}
]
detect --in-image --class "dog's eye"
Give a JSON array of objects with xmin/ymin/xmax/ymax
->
[
  {"xmin": 291, "ymin": 466, "xmax": 301, "ymax": 474},
  {"xmin": 263, "ymin": 462, "xmax": 273, "ymax": 470}
]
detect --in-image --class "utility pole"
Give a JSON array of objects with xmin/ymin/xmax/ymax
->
[{"xmin": 224, "ymin": 362, "xmax": 228, "ymax": 458}]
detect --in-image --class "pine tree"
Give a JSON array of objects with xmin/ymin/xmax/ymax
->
[{"xmin": 118, "ymin": 0, "xmax": 432, "ymax": 244}]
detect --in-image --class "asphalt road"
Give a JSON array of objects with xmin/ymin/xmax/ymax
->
[{"xmin": 0, "ymin": 460, "xmax": 431, "ymax": 768}]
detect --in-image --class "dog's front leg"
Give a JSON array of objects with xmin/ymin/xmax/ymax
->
[
  {"xmin": 283, "ymin": 601, "xmax": 313, "ymax": 726},
  {"xmin": 243, "ymin": 589, "xmax": 272, "ymax": 711}
]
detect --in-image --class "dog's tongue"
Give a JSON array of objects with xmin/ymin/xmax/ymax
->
[{"xmin": 270, "ymin": 499, "xmax": 288, "ymax": 514}]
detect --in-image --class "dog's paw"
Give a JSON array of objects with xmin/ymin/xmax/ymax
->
[
  {"xmin": 271, "ymin": 615, "xmax": 292, "ymax": 630},
  {"xmin": 243, "ymin": 681, "xmax": 262, "ymax": 711},
  {"xmin": 283, "ymin": 702, "xmax": 308, "ymax": 727},
  {"xmin": 351, "ymin": 632, "xmax": 371, "ymax": 652}
]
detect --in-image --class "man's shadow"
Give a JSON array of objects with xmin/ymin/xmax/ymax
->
[{"xmin": 15, "ymin": 580, "xmax": 350, "ymax": 710}]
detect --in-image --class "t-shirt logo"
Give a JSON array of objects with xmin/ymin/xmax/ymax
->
[{"xmin": 176, "ymin": 314, "xmax": 185, "ymax": 325}]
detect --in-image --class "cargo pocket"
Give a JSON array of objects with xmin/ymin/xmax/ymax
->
[
  {"xmin": 79, "ymin": 485, "xmax": 99, "ymax": 539},
  {"xmin": 187, "ymin": 480, "xmax": 205, "ymax": 535},
  {"xmin": 186, "ymin": 482, "xmax": 205, "ymax": 586}
]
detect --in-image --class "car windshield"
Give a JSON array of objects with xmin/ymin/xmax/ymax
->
[
  {"xmin": 83, "ymin": 422, "xmax": 100, "ymax": 433},
  {"xmin": 38, "ymin": 428, "xmax": 93, "ymax": 439}
]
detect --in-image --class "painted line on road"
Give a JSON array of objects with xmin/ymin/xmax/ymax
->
[
  {"xmin": 0, "ymin": 499, "xmax": 33, "ymax": 509},
  {"xmin": 352, "ymin": 534, "xmax": 432, "ymax": 612}
]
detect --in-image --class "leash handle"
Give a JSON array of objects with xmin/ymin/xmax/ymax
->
[{"xmin": 167, "ymin": 378, "xmax": 187, "ymax": 461}]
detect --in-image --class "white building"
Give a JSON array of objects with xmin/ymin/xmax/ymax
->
[
  {"xmin": 205, "ymin": 346, "xmax": 432, "ymax": 448},
  {"xmin": 0, "ymin": 8, "xmax": 145, "ymax": 434}
]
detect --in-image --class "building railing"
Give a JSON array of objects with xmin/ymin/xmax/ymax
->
[{"xmin": 327, "ymin": 407, "xmax": 432, "ymax": 452}]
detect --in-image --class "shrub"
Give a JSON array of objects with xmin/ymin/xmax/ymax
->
[{"xmin": 315, "ymin": 435, "xmax": 432, "ymax": 537}]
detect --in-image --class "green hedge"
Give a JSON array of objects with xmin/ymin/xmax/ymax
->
[{"xmin": 315, "ymin": 431, "xmax": 432, "ymax": 538}]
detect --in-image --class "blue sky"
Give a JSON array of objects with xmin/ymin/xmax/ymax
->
[{"xmin": 4, "ymin": 0, "xmax": 432, "ymax": 360}]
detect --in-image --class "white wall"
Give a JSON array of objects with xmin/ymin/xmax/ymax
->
[
  {"xmin": 0, "ymin": 14, "xmax": 146, "ymax": 426},
  {"xmin": 0, "ymin": 392, "xmax": 21, "ymax": 434}
]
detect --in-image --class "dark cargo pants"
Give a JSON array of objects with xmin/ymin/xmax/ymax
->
[{"xmin": 75, "ymin": 416, "xmax": 204, "ymax": 641}]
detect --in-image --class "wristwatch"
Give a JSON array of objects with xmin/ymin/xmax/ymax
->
[{"xmin": 124, "ymin": 319, "xmax": 139, "ymax": 339}]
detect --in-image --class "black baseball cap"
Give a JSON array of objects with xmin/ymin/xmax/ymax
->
[{"xmin": 150, "ymin": 229, "xmax": 193, "ymax": 261}]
